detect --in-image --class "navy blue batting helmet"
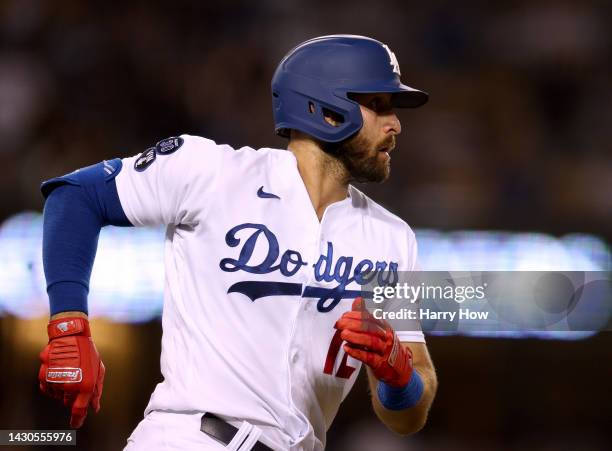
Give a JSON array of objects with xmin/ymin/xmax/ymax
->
[{"xmin": 271, "ymin": 34, "xmax": 428, "ymax": 143}]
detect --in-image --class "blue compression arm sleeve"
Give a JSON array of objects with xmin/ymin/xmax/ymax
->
[{"xmin": 41, "ymin": 159, "xmax": 132, "ymax": 315}]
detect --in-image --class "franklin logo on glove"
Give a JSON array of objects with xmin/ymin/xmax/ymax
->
[{"xmin": 47, "ymin": 368, "xmax": 83, "ymax": 383}]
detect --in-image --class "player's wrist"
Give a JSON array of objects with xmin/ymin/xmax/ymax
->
[
  {"xmin": 50, "ymin": 310, "xmax": 88, "ymax": 320},
  {"xmin": 377, "ymin": 370, "xmax": 424, "ymax": 411}
]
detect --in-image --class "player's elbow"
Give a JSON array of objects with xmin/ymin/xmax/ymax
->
[
  {"xmin": 375, "ymin": 401, "xmax": 431, "ymax": 436},
  {"xmin": 381, "ymin": 372, "xmax": 437, "ymax": 435},
  {"xmin": 386, "ymin": 412, "xmax": 429, "ymax": 436}
]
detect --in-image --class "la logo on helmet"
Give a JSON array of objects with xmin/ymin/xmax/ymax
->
[{"xmin": 382, "ymin": 44, "xmax": 401, "ymax": 76}]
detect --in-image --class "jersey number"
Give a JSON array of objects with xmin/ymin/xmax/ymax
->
[{"xmin": 323, "ymin": 329, "xmax": 356, "ymax": 379}]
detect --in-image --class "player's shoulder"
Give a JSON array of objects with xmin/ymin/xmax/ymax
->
[
  {"xmin": 178, "ymin": 134, "xmax": 230, "ymax": 155},
  {"xmin": 179, "ymin": 134, "xmax": 288, "ymax": 165},
  {"xmin": 348, "ymin": 185, "xmax": 416, "ymax": 238}
]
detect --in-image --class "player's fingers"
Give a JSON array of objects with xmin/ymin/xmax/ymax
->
[
  {"xmin": 91, "ymin": 384, "xmax": 100, "ymax": 413},
  {"xmin": 38, "ymin": 379, "xmax": 51, "ymax": 396},
  {"xmin": 63, "ymin": 392, "xmax": 76, "ymax": 408},
  {"xmin": 336, "ymin": 321, "xmax": 386, "ymax": 338},
  {"xmin": 91, "ymin": 362, "xmax": 105, "ymax": 413},
  {"xmin": 337, "ymin": 310, "xmax": 384, "ymax": 328},
  {"xmin": 39, "ymin": 346, "xmax": 50, "ymax": 364},
  {"xmin": 336, "ymin": 310, "xmax": 376, "ymax": 321},
  {"xmin": 70, "ymin": 392, "xmax": 91, "ymax": 429},
  {"xmin": 337, "ymin": 311, "xmax": 370, "ymax": 323},
  {"xmin": 343, "ymin": 344, "xmax": 379, "ymax": 367},
  {"xmin": 38, "ymin": 364, "xmax": 46, "ymax": 383},
  {"xmin": 351, "ymin": 297, "xmax": 365, "ymax": 311},
  {"xmin": 334, "ymin": 317, "xmax": 361, "ymax": 331},
  {"xmin": 335, "ymin": 317, "xmax": 387, "ymax": 337},
  {"xmin": 48, "ymin": 383, "xmax": 64, "ymax": 401},
  {"xmin": 38, "ymin": 362, "xmax": 48, "ymax": 394},
  {"xmin": 340, "ymin": 330, "xmax": 386, "ymax": 355},
  {"xmin": 38, "ymin": 347, "xmax": 51, "ymax": 395}
]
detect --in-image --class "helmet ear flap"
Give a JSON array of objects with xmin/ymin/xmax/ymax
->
[
  {"xmin": 272, "ymin": 75, "xmax": 364, "ymax": 142},
  {"xmin": 275, "ymin": 94, "xmax": 355, "ymax": 140},
  {"xmin": 273, "ymin": 91, "xmax": 290, "ymax": 138}
]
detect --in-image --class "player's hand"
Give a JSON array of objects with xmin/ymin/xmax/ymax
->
[
  {"xmin": 334, "ymin": 297, "xmax": 413, "ymax": 388},
  {"xmin": 38, "ymin": 317, "xmax": 105, "ymax": 428}
]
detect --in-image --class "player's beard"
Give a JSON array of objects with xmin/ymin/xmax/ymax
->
[{"xmin": 324, "ymin": 133, "xmax": 394, "ymax": 183}]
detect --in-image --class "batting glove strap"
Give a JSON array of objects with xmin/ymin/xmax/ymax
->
[
  {"xmin": 377, "ymin": 332, "xmax": 413, "ymax": 388},
  {"xmin": 48, "ymin": 317, "xmax": 90, "ymax": 339},
  {"xmin": 377, "ymin": 370, "xmax": 424, "ymax": 411}
]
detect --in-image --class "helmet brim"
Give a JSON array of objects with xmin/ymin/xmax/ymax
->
[{"xmin": 345, "ymin": 83, "xmax": 429, "ymax": 108}]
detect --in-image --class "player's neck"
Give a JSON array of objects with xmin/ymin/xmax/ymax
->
[{"xmin": 287, "ymin": 137, "xmax": 349, "ymax": 221}]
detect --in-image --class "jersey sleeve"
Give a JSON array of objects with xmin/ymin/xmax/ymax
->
[
  {"xmin": 115, "ymin": 134, "xmax": 227, "ymax": 226},
  {"xmin": 397, "ymin": 225, "xmax": 426, "ymax": 343}
]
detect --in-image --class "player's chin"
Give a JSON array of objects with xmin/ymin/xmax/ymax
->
[
  {"xmin": 371, "ymin": 156, "xmax": 391, "ymax": 183},
  {"xmin": 366, "ymin": 165, "xmax": 390, "ymax": 183},
  {"xmin": 349, "ymin": 153, "xmax": 390, "ymax": 183},
  {"xmin": 379, "ymin": 153, "xmax": 391, "ymax": 180}
]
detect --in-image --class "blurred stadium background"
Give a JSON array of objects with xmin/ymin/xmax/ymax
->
[{"xmin": 0, "ymin": 0, "xmax": 610, "ymax": 450}]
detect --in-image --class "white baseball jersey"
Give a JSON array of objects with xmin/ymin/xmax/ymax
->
[{"xmin": 115, "ymin": 134, "xmax": 424, "ymax": 451}]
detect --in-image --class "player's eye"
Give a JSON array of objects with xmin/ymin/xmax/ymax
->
[{"xmin": 369, "ymin": 96, "xmax": 392, "ymax": 113}]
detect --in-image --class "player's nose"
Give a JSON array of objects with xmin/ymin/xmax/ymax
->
[{"xmin": 382, "ymin": 111, "xmax": 401, "ymax": 136}]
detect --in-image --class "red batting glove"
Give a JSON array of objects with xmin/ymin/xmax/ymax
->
[
  {"xmin": 335, "ymin": 297, "xmax": 413, "ymax": 388},
  {"xmin": 38, "ymin": 317, "xmax": 105, "ymax": 428}
]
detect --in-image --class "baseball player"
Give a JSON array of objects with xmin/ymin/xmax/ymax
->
[{"xmin": 38, "ymin": 35, "xmax": 437, "ymax": 450}]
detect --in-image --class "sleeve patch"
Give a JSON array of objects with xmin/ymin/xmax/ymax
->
[
  {"xmin": 134, "ymin": 147, "xmax": 157, "ymax": 172},
  {"xmin": 133, "ymin": 136, "xmax": 184, "ymax": 172},
  {"xmin": 156, "ymin": 136, "xmax": 184, "ymax": 155}
]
